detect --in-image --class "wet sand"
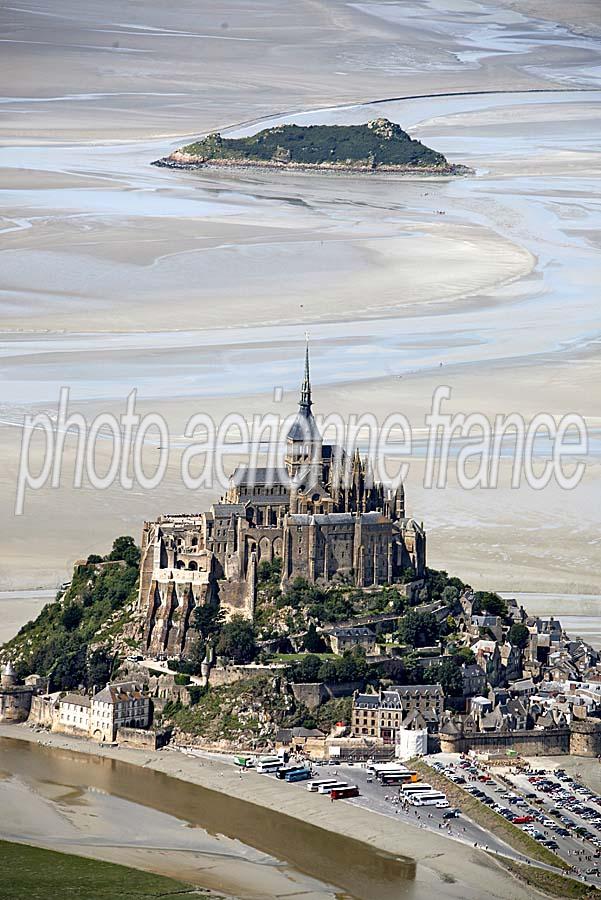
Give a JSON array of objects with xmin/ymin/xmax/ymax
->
[
  {"xmin": 1, "ymin": 1, "xmax": 600, "ymax": 597},
  {"xmin": 0, "ymin": 590, "xmax": 54, "ymax": 644},
  {"xmin": 0, "ymin": 725, "xmax": 535, "ymax": 900}
]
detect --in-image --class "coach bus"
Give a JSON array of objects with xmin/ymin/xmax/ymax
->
[
  {"xmin": 306, "ymin": 779, "xmax": 340, "ymax": 792},
  {"xmin": 256, "ymin": 757, "xmax": 284, "ymax": 774},
  {"xmin": 285, "ymin": 768, "xmax": 312, "ymax": 783},
  {"xmin": 317, "ymin": 781, "xmax": 349, "ymax": 794},
  {"xmin": 379, "ymin": 770, "xmax": 418, "ymax": 786},
  {"xmin": 276, "ymin": 764, "xmax": 309, "ymax": 780},
  {"xmin": 401, "ymin": 783, "xmax": 433, "ymax": 795},
  {"xmin": 411, "ymin": 791, "xmax": 448, "ymax": 807},
  {"xmin": 331, "ymin": 785, "xmax": 359, "ymax": 799}
]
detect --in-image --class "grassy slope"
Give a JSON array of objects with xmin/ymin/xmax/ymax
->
[
  {"xmin": 412, "ymin": 760, "xmax": 569, "ymax": 870},
  {"xmin": 500, "ymin": 857, "xmax": 600, "ymax": 899},
  {"xmin": 0, "ymin": 552, "xmax": 139, "ymax": 689},
  {"xmin": 0, "ymin": 839, "xmax": 214, "ymax": 900},
  {"xmin": 180, "ymin": 121, "xmax": 447, "ymax": 168}
]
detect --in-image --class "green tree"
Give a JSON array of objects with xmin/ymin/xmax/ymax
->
[
  {"xmin": 317, "ymin": 659, "xmax": 338, "ymax": 682},
  {"xmin": 473, "ymin": 591, "xmax": 508, "ymax": 618},
  {"xmin": 193, "ymin": 596, "xmax": 224, "ymax": 641},
  {"xmin": 86, "ymin": 648, "xmax": 112, "ymax": 688},
  {"xmin": 290, "ymin": 654, "xmax": 322, "ymax": 683},
  {"xmin": 302, "ymin": 623, "xmax": 327, "ymax": 653},
  {"xmin": 442, "ymin": 585, "xmax": 459, "ymax": 604},
  {"xmin": 257, "ymin": 557, "xmax": 282, "ymax": 583},
  {"xmin": 61, "ymin": 602, "xmax": 83, "ymax": 631},
  {"xmin": 453, "ymin": 646, "xmax": 476, "ymax": 666},
  {"xmin": 424, "ymin": 658, "xmax": 463, "ymax": 697},
  {"xmin": 186, "ymin": 636, "xmax": 207, "ymax": 674},
  {"xmin": 398, "ymin": 610, "xmax": 440, "ymax": 648},
  {"xmin": 508, "ymin": 623, "xmax": 530, "ymax": 649},
  {"xmin": 107, "ymin": 535, "xmax": 140, "ymax": 568},
  {"xmin": 216, "ymin": 615, "xmax": 256, "ymax": 664}
]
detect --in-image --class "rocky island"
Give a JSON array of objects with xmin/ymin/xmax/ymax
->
[{"xmin": 153, "ymin": 118, "xmax": 468, "ymax": 175}]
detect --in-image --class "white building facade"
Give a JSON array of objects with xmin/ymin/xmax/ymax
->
[{"xmin": 57, "ymin": 682, "xmax": 150, "ymax": 742}]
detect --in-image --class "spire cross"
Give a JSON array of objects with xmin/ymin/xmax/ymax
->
[{"xmin": 300, "ymin": 337, "xmax": 312, "ymax": 412}]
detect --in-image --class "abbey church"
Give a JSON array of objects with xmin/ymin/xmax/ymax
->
[{"xmin": 139, "ymin": 349, "xmax": 426, "ymax": 657}]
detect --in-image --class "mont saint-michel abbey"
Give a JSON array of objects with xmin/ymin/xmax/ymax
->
[{"xmin": 139, "ymin": 350, "xmax": 426, "ymax": 657}]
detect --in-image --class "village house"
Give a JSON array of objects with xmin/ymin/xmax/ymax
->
[
  {"xmin": 58, "ymin": 694, "xmax": 91, "ymax": 734},
  {"xmin": 461, "ymin": 663, "xmax": 487, "ymax": 700},
  {"xmin": 352, "ymin": 683, "xmax": 444, "ymax": 743},
  {"xmin": 52, "ymin": 681, "xmax": 151, "ymax": 742},
  {"xmin": 327, "ymin": 626, "xmax": 376, "ymax": 656},
  {"xmin": 90, "ymin": 682, "xmax": 151, "ymax": 742}
]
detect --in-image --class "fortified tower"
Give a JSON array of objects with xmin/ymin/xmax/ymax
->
[
  {"xmin": 570, "ymin": 718, "xmax": 601, "ymax": 757},
  {"xmin": 0, "ymin": 662, "xmax": 34, "ymax": 723}
]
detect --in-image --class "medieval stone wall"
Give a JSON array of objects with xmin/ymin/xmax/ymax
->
[
  {"xmin": 28, "ymin": 694, "xmax": 57, "ymax": 727},
  {"xmin": 570, "ymin": 720, "xmax": 601, "ymax": 757},
  {"xmin": 440, "ymin": 727, "xmax": 571, "ymax": 756},
  {"xmin": 291, "ymin": 680, "xmax": 363, "ymax": 710},
  {"xmin": 116, "ymin": 726, "xmax": 170, "ymax": 749},
  {"xmin": 204, "ymin": 664, "xmax": 284, "ymax": 688},
  {"xmin": 0, "ymin": 687, "xmax": 33, "ymax": 723}
]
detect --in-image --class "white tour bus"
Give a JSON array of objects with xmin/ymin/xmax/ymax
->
[
  {"xmin": 307, "ymin": 779, "xmax": 341, "ymax": 793},
  {"xmin": 368, "ymin": 762, "xmax": 409, "ymax": 774},
  {"xmin": 256, "ymin": 757, "xmax": 284, "ymax": 774},
  {"xmin": 411, "ymin": 792, "xmax": 448, "ymax": 807},
  {"xmin": 401, "ymin": 783, "xmax": 432, "ymax": 795},
  {"xmin": 317, "ymin": 781, "xmax": 349, "ymax": 794}
]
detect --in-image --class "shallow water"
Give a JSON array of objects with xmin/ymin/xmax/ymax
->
[
  {"xmin": 0, "ymin": 737, "xmax": 417, "ymax": 900},
  {"xmin": 1, "ymin": 91, "xmax": 600, "ymax": 409}
]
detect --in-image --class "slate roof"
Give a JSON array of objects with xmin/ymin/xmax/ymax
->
[
  {"xmin": 331, "ymin": 626, "xmax": 374, "ymax": 639},
  {"xmin": 354, "ymin": 693, "xmax": 379, "ymax": 708},
  {"xmin": 93, "ymin": 682, "xmax": 145, "ymax": 704},
  {"xmin": 230, "ymin": 466, "xmax": 290, "ymax": 487},
  {"xmin": 62, "ymin": 693, "xmax": 91, "ymax": 708},
  {"xmin": 391, "ymin": 684, "xmax": 444, "ymax": 696}
]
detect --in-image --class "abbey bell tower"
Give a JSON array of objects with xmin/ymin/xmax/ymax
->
[{"xmin": 285, "ymin": 343, "xmax": 323, "ymax": 483}]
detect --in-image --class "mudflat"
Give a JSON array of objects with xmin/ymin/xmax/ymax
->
[
  {"xmin": 1, "ymin": 0, "xmax": 600, "ymax": 596},
  {"xmin": 0, "ymin": 726, "xmax": 536, "ymax": 900}
]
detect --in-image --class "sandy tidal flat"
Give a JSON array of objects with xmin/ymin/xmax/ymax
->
[
  {"xmin": 0, "ymin": 0, "xmax": 600, "ymax": 596},
  {"xmin": 0, "ymin": 726, "xmax": 538, "ymax": 900}
]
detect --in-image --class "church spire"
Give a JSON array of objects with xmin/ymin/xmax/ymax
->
[{"xmin": 299, "ymin": 338, "xmax": 312, "ymax": 413}]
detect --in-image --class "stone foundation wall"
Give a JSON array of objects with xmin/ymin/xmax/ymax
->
[
  {"xmin": 291, "ymin": 680, "xmax": 362, "ymax": 710},
  {"xmin": 116, "ymin": 726, "xmax": 171, "ymax": 749},
  {"xmin": 51, "ymin": 721, "xmax": 89, "ymax": 739},
  {"xmin": 28, "ymin": 695, "xmax": 57, "ymax": 727},
  {"xmin": 440, "ymin": 727, "xmax": 571, "ymax": 756},
  {"xmin": 207, "ymin": 664, "xmax": 284, "ymax": 688}
]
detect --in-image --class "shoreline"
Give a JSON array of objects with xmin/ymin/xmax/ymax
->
[
  {"xmin": 0, "ymin": 722, "xmax": 539, "ymax": 900},
  {"xmin": 151, "ymin": 156, "xmax": 471, "ymax": 177}
]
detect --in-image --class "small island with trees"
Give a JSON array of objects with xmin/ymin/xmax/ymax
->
[{"xmin": 153, "ymin": 118, "xmax": 469, "ymax": 175}]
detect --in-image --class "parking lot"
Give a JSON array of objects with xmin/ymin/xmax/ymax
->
[
  {"xmin": 431, "ymin": 752, "xmax": 601, "ymax": 883},
  {"xmin": 184, "ymin": 747, "xmax": 600, "ymax": 883},
  {"xmin": 255, "ymin": 758, "xmax": 548, "ymax": 865}
]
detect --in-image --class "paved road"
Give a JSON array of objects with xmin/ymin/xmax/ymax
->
[{"xmin": 331, "ymin": 761, "xmax": 532, "ymax": 861}]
